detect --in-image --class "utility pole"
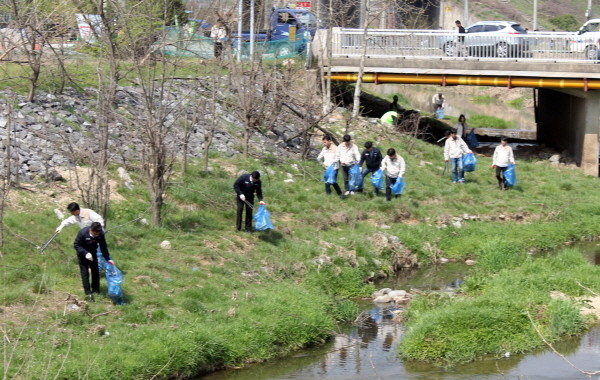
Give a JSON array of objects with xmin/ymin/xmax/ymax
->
[
  {"xmin": 237, "ymin": 0, "xmax": 242, "ymax": 61},
  {"xmin": 463, "ymin": 0, "xmax": 469, "ymax": 26},
  {"xmin": 586, "ymin": 0, "xmax": 593, "ymax": 20},
  {"xmin": 533, "ymin": 0, "xmax": 538, "ymax": 30},
  {"xmin": 250, "ymin": 0, "xmax": 255, "ymax": 61}
]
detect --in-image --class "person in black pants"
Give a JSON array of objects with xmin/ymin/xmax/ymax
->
[
  {"xmin": 233, "ymin": 171, "xmax": 265, "ymax": 232},
  {"xmin": 359, "ymin": 141, "xmax": 383, "ymax": 194},
  {"xmin": 73, "ymin": 222, "xmax": 114, "ymax": 302}
]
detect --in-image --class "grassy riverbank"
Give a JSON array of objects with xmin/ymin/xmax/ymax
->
[{"xmin": 3, "ymin": 126, "xmax": 600, "ymax": 378}]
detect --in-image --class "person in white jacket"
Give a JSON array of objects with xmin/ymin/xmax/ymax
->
[
  {"xmin": 335, "ymin": 134, "xmax": 361, "ymax": 195},
  {"xmin": 380, "ymin": 148, "xmax": 406, "ymax": 201},
  {"xmin": 317, "ymin": 135, "xmax": 343, "ymax": 197},
  {"xmin": 492, "ymin": 136, "xmax": 515, "ymax": 190},
  {"xmin": 444, "ymin": 128, "xmax": 472, "ymax": 183},
  {"xmin": 56, "ymin": 202, "xmax": 104, "ymax": 233}
]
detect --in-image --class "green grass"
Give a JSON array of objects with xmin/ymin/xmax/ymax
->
[
  {"xmin": 470, "ymin": 95, "xmax": 495, "ymax": 104},
  {"xmin": 468, "ymin": 114, "xmax": 514, "ymax": 129},
  {"xmin": 3, "ymin": 126, "xmax": 600, "ymax": 376},
  {"xmin": 400, "ymin": 248, "xmax": 596, "ymax": 365},
  {"xmin": 507, "ymin": 97, "xmax": 525, "ymax": 108}
]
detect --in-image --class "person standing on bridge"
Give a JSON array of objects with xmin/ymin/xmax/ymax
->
[{"xmin": 455, "ymin": 20, "xmax": 466, "ymax": 57}]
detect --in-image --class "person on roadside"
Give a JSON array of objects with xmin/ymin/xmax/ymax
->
[
  {"xmin": 444, "ymin": 128, "xmax": 472, "ymax": 183},
  {"xmin": 455, "ymin": 20, "xmax": 466, "ymax": 57},
  {"xmin": 56, "ymin": 202, "xmax": 104, "ymax": 234},
  {"xmin": 454, "ymin": 114, "xmax": 469, "ymax": 139},
  {"xmin": 73, "ymin": 222, "xmax": 115, "ymax": 302},
  {"xmin": 317, "ymin": 135, "xmax": 343, "ymax": 197},
  {"xmin": 432, "ymin": 92, "xmax": 445, "ymax": 115},
  {"xmin": 492, "ymin": 136, "xmax": 515, "ymax": 190},
  {"xmin": 210, "ymin": 19, "xmax": 227, "ymax": 59},
  {"xmin": 233, "ymin": 171, "xmax": 265, "ymax": 232},
  {"xmin": 360, "ymin": 141, "xmax": 383, "ymax": 194},
  {"xmin": 335, "ymin": 134, "xmax": 361, "ymax": 195},
  {"xmin": 380, "ymin": 148, "xmax": 406, "ymax": 201}
]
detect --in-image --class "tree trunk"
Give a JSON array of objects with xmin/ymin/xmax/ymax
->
[
  {"xmin": 243, "ymin": 127, "xmax": 250, "ymax": 158},
  {"xmin": 151, "ymin": 191, "xmax": 163, "ymax": 226}
]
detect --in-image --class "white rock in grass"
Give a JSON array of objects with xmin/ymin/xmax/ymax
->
[
  {"xmin": 465, "ymin": 259, "xmax": 477, "ymax": 265},
  {"xmin": 388, "ymin": 290, "xmax": 407, "ymax": 298},
  {"xmin": 373, "ymin": 295, "xmax": 392, "ymax": 303},
  {"xmin": 160, "ymin": 240, "xmax": 171, "ymax": 250},
  {"xmin": 284, "ymin": 179, "xmax": 294, "ymax": 183}
]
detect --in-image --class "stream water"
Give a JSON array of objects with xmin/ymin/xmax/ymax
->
[{"xmin": 199, "ymin": 245, "xmax": 600, "ymax": 380}]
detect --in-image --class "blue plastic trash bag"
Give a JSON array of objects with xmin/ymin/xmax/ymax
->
[
  {"xmin": 371, "ymin": 169, "xmax": 384, "ymax": 190},
  {"xmin": 391, "ymin": 177, "xmax": 406, "ymax": 195},
  {"xmin": 96, "ymin": 246, "xmax": 107, "ymax": 270},
  {"xmin": 348, "ymin": 164, "xmax": 363, "ymax": 191},
  {"xmin": 504, "ymin": 164, "xmax": 517, "ymax": 187},
  {"xmin": 323, "ymin": 164, "xmax": 337, "ymax": 185},
  {"xmin": 436, "ymin": 107, "xmax": 445, "ymax": 119},
  {"xmin": 463, "ymin": 153, "xmax": 477, "ymax": 172},
  {"xmin": 254, "ymin": 204, "xmax": 274, "ymax": 231},
  {"xmin": 465, "ymin": 129, "xmax": 479, "ymax": 149},
  {"xmin": 104, "ymin": 263, "xmax": 125, "ymax": 305}
]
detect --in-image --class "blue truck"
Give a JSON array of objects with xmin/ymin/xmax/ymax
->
[{"xmin": 234, "ymin": 8, "xmax": 319, "ymax": 57}]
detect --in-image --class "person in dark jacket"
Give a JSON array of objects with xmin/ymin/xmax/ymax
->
[
  {"xmin": 73, "ymin": 222, "xmax": 114, "ymax": 301},
  {"xmin": 360, "ymin": 141, "xmax": 383, "ymax": 194},
  {"xmin": 233, "ymin": 171, "xmax": 265, "ymax": 232}
]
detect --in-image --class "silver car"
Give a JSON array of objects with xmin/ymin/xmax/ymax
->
[{"xmin": 442, "ymin": 21, "xmax": 530, "ymax": 58}]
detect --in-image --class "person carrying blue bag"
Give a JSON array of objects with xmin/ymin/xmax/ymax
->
[
  {"xmin": 492, "ymin": 136, "xmax": 515, "ymax": 190},
  {"xmin": 360, "ymin": 141, "xmax": 383, "ymax": 195},
  {"xmin": 316, "ymin": 135, "xmax": 343, "ymax": 197},
  {"xmin": 233, "ymin": 171, "xmax": 265, "ymax": 232},
  {"xmin": 444, "ymin": 128, "xmax": 472, "ymax": 183},
  {"xmin": 335, "ymin": 134, "xmax": 361, "ymax": 196},
  {"xmin": 380, "ymin": 148, "xmax": 406, "ymax": 201},
  {"xmin": 73, "ymin": 222, "xmax": 115, "ymax": 303}
]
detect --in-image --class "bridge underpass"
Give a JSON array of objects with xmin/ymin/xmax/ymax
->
[{"xmin": 313, "ymin": 28, "xmax": 600, "ymax": 175}]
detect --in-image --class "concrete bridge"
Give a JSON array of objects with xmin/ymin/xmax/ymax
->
[{"xmin": 312, "ymin": 28, "xmax": 600, "ymax": 175}]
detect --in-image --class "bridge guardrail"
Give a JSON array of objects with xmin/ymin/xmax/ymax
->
[{"xmin": 332, "ymin": 28, "xmax": 599, "ymax": 63}]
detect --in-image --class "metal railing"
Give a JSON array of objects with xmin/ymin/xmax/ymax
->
[{"xmin": 331, "ymin": 27, "xmax": 600, "ymax": 64}]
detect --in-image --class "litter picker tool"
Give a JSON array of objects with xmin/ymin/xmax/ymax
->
[
  {"xmin": 243, "ymin": 199, "xmax": 254, "ymax": 210},
  {"xmin": 38, "ymin": 231, "xmax": 59, "ymax": 254},
  {"xmin": 442, "ymin": 161, "xmax": 449, "ymax": 177}
]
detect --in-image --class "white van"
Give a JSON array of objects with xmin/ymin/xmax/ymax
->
[{"xmin": 570, "ymin": 18, "xmax": 600, "ymax": 59}]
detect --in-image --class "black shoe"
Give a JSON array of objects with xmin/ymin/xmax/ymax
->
[{"xmin": 86, "ymin": 294, "xmax": 95, "ymax": 302}]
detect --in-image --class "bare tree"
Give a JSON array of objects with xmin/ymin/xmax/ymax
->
[
  {"xmin": 1, "ymin": 0, "xmax": 72, "ymax": 102},
  {"xmin": 225, "ymin": 57, "xmax": 285, "ymax": 158},
  {"xmin": 0, "ymin": 105, "xmax": 15, "ymax": 254}
]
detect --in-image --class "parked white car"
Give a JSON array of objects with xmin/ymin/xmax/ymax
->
[
  {"xmin": 441, "ymin": 21, "xmax": 530, "ymax": 58},
  {"xmin": 570, "ymin": 18, "xmax": 600, "ymax": 59}
]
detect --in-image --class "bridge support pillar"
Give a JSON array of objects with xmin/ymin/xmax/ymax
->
[{"xmin": 537, "ymin": 88, "xmax": 600, "ymax": 176}]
